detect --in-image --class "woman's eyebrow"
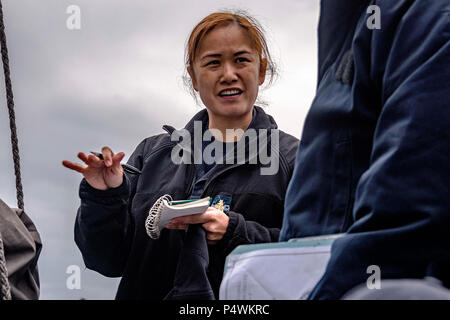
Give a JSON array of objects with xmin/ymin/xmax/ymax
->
[
  {"xmin": 234, "ymin": 50, "xmax": 251, "ymax": 56},
  {"xmin": 201, "ymin": 53, "xmax": 221, "ymax": 60},
  {"xmin": 200, "ymin": 50, "xmax": 252, "ymax": 61}
]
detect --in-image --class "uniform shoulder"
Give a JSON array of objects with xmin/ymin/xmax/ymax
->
[
  {"xmin": 135, "ymin": 132, "xmax": 172, "ymax": 156},
  {"xmin": 276, "ymin": 130, "xmax": 299, "ymax": 172},
  {"xmin": 278, "ymin": 130, "xmax": 299, "ymax": 156}
]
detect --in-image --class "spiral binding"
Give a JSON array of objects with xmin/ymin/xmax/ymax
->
[{"xmin": 145, "ymin": 194, "xmax": 172, "ymax": 239}]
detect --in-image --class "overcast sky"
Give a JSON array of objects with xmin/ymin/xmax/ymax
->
[{"xmin": 0, "ymin": 0, "xmax": 319, "ymax": 299}]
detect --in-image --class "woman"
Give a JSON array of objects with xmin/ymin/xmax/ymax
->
[{"xmin": 63, "ymin": 11, "xmax": 299, "ymax": 299}]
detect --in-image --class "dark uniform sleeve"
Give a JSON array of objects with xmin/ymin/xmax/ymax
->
[
  {"xmin": 310, "ymin": 0, "xmax": 450, "ymax": 299},
  {"xmin": 218, "ymin": 211, "xmax": 280, "ymax": 257},
  {"xmin": 74, "ymin": 139, "xmax": 147, "ymax": 277}
]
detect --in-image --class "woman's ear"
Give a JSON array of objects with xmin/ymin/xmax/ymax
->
[
  {"xmin": 258, "ymin": 58, "xmax": 268, "ymax": 85},
  {"xmin": 187, "ymin": 65, "xmax": 198, "ymax": 91}
]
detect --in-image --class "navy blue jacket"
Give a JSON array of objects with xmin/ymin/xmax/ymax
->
[
  {"xmin": 75, "ymin": 106, "xmax": 298, "ymax": 299},
  {"xmin": 280, "ymin": 0, "xmax": 450, "ymax": 299}
]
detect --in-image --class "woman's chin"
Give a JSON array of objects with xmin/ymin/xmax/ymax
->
[{"xmin": 209, "ymin": 103, "xmax": 252, "ymax": 119}]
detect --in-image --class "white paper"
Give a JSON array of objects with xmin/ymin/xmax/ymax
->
[{"xmin": 157, "ymin": 200, "xmax": 210, "ymax": 230}]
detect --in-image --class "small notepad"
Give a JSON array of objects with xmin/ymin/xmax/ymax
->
[{"xmin": 145, "ymin": 195, "xmax": 211, "ymax": 239}]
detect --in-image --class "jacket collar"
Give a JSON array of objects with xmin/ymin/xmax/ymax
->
[
  {"xmin": 162, "ymin": 106, "xmax": 278, "ymax": 135},
  {"xmin": 162, "ymin": 106, "xmax": 279, "ymax": 166}
]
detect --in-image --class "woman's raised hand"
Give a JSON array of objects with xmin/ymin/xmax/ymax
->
[{"xmin": 62, "ymin": 146, "xmax": 125, "ymax": 190}]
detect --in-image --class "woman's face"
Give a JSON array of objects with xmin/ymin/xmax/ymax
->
[{"xmin": 188, "ymin": 23, "xmax": 267, "ymax": 123}]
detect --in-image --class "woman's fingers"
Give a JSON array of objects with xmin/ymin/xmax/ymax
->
[
  {"xmin": 87, "ymin": 154, "xmax": 104, "ymax": 168},
  {"xmin": 77, "ymin": 152, "xmax": 89, "ymax": 164},
  {"xmin": 112, "ymin": 152, "xmax": 125, "ymax": 167},
  {"xmin": 62, "ymin": 153, "xmax": 103, "ymax": 173},
  {"xmin": 204, "ymin": 225, "xmax": 221, "ymax": 245},
  {"xmin": 76, "ymin": 152, "xmax": 101, "ymax": 167},
  {"xmin": 202, "ymin": 221, "xmax": 215, "ymax": 231},
  {"xmin": 65, "ymin": 149, "xmax": 124, "ymax": 172},
  {"xmin": 165, "ymin": 208, "xmax": 228, "ymax": 245},
  {"xmin": 64, "ymin": 149, "xmax": 124, "ymax": 191},
  {"xmin": 102, "ymin": 146, "xmax": 114, "ymax": 167},
  {"xmin": 170, "ymin": 212, "xmax": 208, "ymax": 225},
  {"xmin": 62, "ymin": 160, "xmax": 85, "ymax": 173},
  {"xmin": 62, "ymin": 152, "xmax": 94, "ymax": 173}
]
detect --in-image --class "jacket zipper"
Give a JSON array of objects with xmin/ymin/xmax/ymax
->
[{"xmin": 186, "ymin": 164, "xmax": 196, "ymax": 197}]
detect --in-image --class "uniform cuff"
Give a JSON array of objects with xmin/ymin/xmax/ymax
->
[
  {"xmin": 218, "ymin": 211, "xmax": 241, "ymax": 255},
  {"xmin": 79, "ymin": 176, "xmax": 130, "ymax": 205}
]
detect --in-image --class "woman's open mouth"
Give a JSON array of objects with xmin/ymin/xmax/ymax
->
[{"xmin": 218, "ymin": 88, "xmax": 243, "ymax": 100}]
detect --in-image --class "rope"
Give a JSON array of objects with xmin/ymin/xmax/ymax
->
[
  {"xmin": 0, "ymin": 0, "xmax": 18, "ymax": 300},
  {"xmin": 0, "ymin": 0, "xmax": 24, "ymax": 211},
  {"xmin": 0, "ymin": 231, "xmax": 11, "ymax": 300}
]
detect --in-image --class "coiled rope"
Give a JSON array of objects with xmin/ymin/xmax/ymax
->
[{"xmin": 0, "ymin": 0, "xmax": 22, "ymax": 300}]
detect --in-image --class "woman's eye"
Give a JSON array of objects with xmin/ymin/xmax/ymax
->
[
  {"xmin": 206, "ymin": 60, "xmax": 219, "ymax": 66},
  {"xmin": 236, "ymin": 57, "xmax": 249, "ymax": 63}
]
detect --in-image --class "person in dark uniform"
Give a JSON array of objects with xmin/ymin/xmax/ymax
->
[{"xmin": 63, "ymin": 11, "xmax": 299, "ymax": 299}]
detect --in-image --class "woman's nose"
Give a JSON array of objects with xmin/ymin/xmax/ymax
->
[{"xmin": 220, "ymin": 63, "xmax": 238, "ymax": 83}]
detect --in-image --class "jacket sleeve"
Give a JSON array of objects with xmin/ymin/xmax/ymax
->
[
  {"xmin": 217, "ymin": 211, "xmax": 280, "ymax": 257},
  {"xmin": 74, "ymin": 139, "xmax": 147, "ymax": 277},
  {"xmin": 310, "ymin": 0, "xmax": 450, "ymax": 299}
]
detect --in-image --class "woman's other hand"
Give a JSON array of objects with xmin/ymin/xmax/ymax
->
[
  {"xmin": 165, "ymin": 207, "xmax": 230, "ymax": 245},
  {"xmin": 62, "ymin": 146, "xmax": 125, "ymax": 190}
]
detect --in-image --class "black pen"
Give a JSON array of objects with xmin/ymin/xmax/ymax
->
[{"xmin": 90, "ymin": 151, "xmax": 142, "ymax": 175}]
